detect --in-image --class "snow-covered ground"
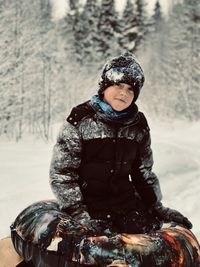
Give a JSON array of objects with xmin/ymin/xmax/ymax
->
[{"xmin": 0, "ymin": 120, "xmax": 200, "ymax": 242}]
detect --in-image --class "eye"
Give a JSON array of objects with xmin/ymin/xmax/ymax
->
[{"xmin": 128, "ymin": 87, "xmax": 133, "ymax": 93}]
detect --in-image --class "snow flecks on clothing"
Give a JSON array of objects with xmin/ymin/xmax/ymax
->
[
  {"xmin": 0, "ymin": 121, "xmax": 200, "ymax": 241},
  {"xmin": 81, "ymin": 118, "xmax": 115, "ymax": 140},
  {"xmin": 49, "ymin": 120, "xmax": 84, "ymax": 210}
]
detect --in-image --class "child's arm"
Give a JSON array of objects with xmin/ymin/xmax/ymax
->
[
  {"xmin": 132, "ymin": 128, "xmax": 192, "ymax": 229},
  {"xmin": 132, "ymin": 128, "xmax": 162, "ymax": 207},
  {"xmin": 49, "ymin": 121, "xmax": 90, "ymax": 224}
]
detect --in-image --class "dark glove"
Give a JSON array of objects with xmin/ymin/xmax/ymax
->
[
  {"xmin": 114, "ymin": 210, "xmax": 162, "ymax": 234},
  {"xmin": 152, "ymin": 202, "xmax": 193, "ymax": 230},
  {"xmin": 69, "ymin": 209, "xmax": 105, "ymax": 234}
]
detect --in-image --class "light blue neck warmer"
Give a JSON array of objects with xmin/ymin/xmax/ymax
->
[{"xmin": 91, "ymin": 95, "xmax": 129, "ymax": 120}]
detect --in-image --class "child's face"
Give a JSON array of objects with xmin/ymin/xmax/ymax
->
[{"xmin": 103, "ymin": 83, "xmax": 134, "ymax": 111}]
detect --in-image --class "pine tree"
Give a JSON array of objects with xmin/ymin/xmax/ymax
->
[
  {"xmin": 69, "ymin": 0, "xmax": 79, "ymax": 10},
  {"xmin": 152, "ymin": 0, "xmax": 163, "ymax": 30},
  {"xmin": 119, "ymin": 0, "xmax": 138, "ymax": 52},
  {"xmin": 72, "ymin": 0, "xmax": 100, "ymax": 65},
  {"xmin": 96, "ymin": 0, "xmax": 120, "ymax": 59},
  {"xmin": 134, "ymin": 0, "xmax": 149, "ymax": 51},
  {"xmin": 82, "ymin": 0, "xmax": 100, "ymax": 64},
  {"xmin": 143, "ymin": 0, "xmax": 200, "ymax": 120},
  {"xmin": 138, "ymin": 0, "xmax": 169, "ymax": 117},
  {"xmin": 163, "ymin": 0, "xmax": 200, "ymax": 120}
]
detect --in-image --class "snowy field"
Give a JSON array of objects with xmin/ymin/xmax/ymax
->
[{"xmin": 0, "ymin": 120, "xmax": 200, "ymax": 242}]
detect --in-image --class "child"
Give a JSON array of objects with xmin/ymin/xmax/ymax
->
[{"xmin": 49, "ymin": 52, "xmax": 192, "ymax": 234}]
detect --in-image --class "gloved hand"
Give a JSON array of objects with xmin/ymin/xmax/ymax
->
[
  {"xmin": 152, "ymin": 202, "xmax": 192, "ymax": 230},
  {"xmin": 70, "ymin": 209, "xmax": 106, "ymax": 234},
  {"xmin": 62, "ymin": 204, "xmax": 107, "ymax": 231}
]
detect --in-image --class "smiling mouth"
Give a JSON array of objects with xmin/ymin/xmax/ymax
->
[{"xmin": 115, "ymin": 98, "xmax": 126, "ymax": 103}]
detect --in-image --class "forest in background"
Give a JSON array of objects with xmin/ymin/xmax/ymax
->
[{"xmin": 0, "ymin": 0, "xmax": 200, "ymax": 141}]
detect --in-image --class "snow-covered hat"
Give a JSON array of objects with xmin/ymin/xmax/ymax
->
[{"xmin": 98, "ymin": 52, "xmax": 145, "ymax": 101}]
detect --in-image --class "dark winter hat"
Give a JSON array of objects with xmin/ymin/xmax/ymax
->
[{"xmin": 98, "ymin": 52, "xmax": 145, "ymax": 101}]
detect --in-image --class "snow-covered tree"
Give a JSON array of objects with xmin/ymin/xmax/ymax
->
[
  {"xmin": 0, "ymin": 0, "xmax": 77, "ymax": 140},
  {"xmin": 134, "ymin": 0, "xmax": 149, "ymax": 51},
  {"xmin": 182, "ymin": 0, "xmax": 200, "ymax": 119},
  {"xmin": 163, "ymin": 0, "xmax": 200, "ymax": 120},
  {"xmin": 72, "ymin": 0, "xmax": 100, "ymax": 65},
  {"xmin": 141, "ymin": 0, "xmax": 200, "ymax": 120},
  {"xmin": 137, "ymin": 0, "xmax": 169, "ymax": 117},
  {"xmin": 119, "ymin": 0, "xmax": 138, "ymax": 52},
  {"xmin": 69, "ymin": 0, "xmax": 79, "ymax": 10},
  {"xmin": 0, "ymin": 0, "xmax": 16, "ymax": 137},
  {"xmin": 1, "ymin": 0, "xmax": 199, "ymax": 141},
  {"xmin": 82, "ymin": 0, "xmax": 100, "ymax": 64},
  {"xmin": 96, "ymin": 0, "xmax": 120, "ymax": 58},
  {"xmin": 152, "ymin": 0, "xmax": 163, "ymax": 29}
]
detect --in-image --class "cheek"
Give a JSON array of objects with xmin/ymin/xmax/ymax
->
[
  {"xmin": 128, "ymin": 94, "xmax": 134, "ymax": 103},
  {"xmin": 105, "ymin": 91, "xmax": 115, "ymax": 100},
  {"xmin": 103, "ymin": 92, "xmax": 112, "ymax": 103}
]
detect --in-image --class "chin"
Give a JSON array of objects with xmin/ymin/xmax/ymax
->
[{"xmin": 113, "ymin": 106, "xmax": 126, "ymax": 112}]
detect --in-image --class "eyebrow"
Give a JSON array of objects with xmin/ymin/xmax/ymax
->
[{"xmin": 118, "ymin": 83, "xmax": 132, "ymax": 89}]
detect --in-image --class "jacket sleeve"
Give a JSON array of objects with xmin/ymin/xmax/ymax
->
[
  {"xmin": 131, "ymin": 128, "xmax": 162, "ymax": 207},
  {"xmin": 49, "ymin": 120, "xmax": 90, "ymax": 221}
]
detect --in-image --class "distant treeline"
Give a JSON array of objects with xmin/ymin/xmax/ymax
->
[{"xmin": 0, "ymin": 0, "xmax": 199, "ymax": 140}]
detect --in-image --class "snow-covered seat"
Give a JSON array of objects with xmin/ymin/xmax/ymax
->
[{"xmin": 11, "ymin": 200, "xmax": 200, "ymax": 267}]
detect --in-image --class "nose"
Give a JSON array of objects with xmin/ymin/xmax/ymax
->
[{"xmin": 119, "ymin": 88, "xmax": 127, "ymax": 97}]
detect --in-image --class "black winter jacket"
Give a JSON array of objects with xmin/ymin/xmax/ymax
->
[{"xmin": 49, "ymin": 100, "xmax": 162, "ymax": 220}]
